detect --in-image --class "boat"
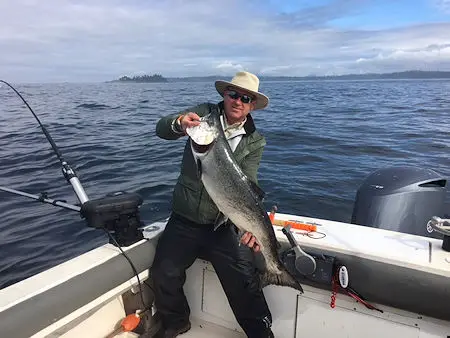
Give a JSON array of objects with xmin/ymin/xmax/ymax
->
[{"xmin": 0, "ymin": 209, "xmax": 449, "ymax": 338}]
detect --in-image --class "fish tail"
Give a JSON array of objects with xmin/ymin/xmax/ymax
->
[{"xmin": 260, "ymin": 266, "xmax": 304, "ymax": 293}]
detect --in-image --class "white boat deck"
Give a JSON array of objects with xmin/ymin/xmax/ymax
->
[
  {"xmin": 114, "ymin": 317, "xmax": 244, "ymax": 338},
  {"xmin": 183, "ymin": 317, "xmax": 245, "ymax": 338}
]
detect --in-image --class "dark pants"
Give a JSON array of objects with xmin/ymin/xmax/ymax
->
[{"xmin": 151, "ymin": 212, "xmax": 272, "ymax": 338}]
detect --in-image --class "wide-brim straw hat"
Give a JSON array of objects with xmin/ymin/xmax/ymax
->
[{"xmin": 215, "ymin": 71, "xmax": 269, "ymax": 110}]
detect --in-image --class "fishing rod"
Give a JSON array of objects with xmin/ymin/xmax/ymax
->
[
  {"xmin": 0, "ymin": 80, "xmax": 89, "ymax": 205},
  {"xmin": 0, "ymin": 80, "xmax": 144, "ymax": 247},
  {"xmin": 0, "ymin": 79, "xmax": 162, "ymax": 316},
  {"xmin": 0, "ymin": 80, "xmax": 161, "ymax": 314},
  {"xmin": 0, "ymin": 186, "xmax": 80, "ymax": 212}
]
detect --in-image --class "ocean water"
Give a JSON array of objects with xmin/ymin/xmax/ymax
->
[{"xmin": 0, "ymin": 79, "xmax": 449, "ymax": 289}]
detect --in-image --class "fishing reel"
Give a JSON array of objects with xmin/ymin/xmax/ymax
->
[
  {"xmin": 80, "ymin": 191, "xmax": 144, "ymax": 247},
  {"xmin": 0, "ymin": 79, "xmax": 145, "ymax": 248}
]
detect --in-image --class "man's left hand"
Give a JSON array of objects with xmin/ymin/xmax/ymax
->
[{"xmin": 240, "ymin": 231, "xmax": 261, "ymax": 252}]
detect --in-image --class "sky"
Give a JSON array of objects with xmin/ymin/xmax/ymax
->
[{"xmin": 1, "ymin": 0, "xmax": 450, "ymax": 82}]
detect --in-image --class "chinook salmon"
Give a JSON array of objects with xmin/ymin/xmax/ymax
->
[{"xmin": 186, "ymin": 111, "xmax": 303, "ymax": 292}]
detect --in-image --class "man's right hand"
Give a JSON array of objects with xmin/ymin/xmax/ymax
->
[{"xmin": 180, "ymin": 112, "xmax": 201, "ymax": 131}]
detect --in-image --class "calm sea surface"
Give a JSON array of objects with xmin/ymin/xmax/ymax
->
[{"xmin": 0, "ymin": 79, "xmax": 449, "ymax": 289}]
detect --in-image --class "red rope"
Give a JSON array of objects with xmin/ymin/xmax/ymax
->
[
  {"xmin": 346, "ymin": 290, "xmax": 383, "ymax": 313},
  {"xmin": 329, "ymin": 268, "xmax": 383, "ymax": 313},
  {"xmin": 330, "ymin": 273, "xmax": 339, "ymax": 308}
]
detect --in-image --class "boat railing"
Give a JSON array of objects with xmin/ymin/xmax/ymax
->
[{"xmin": 427, "ymin": 216, "xmax": 450, "ymax": 252}]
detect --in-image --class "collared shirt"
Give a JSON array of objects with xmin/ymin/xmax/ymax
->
[{"xmin": 220, "ymin": 115, "xmax": 247, "ymax": 152}]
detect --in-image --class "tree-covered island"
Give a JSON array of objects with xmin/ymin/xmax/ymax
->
[{"xmin": 114, "ymin": 74, "xmax": 168, "ymax": 82}]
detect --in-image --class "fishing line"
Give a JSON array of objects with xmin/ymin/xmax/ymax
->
[
  {"xmin": 0, "ymin": 80, "xmax": 152, "ymax": 313},
  {"xmin": 0, "ymin": 79, "xmax": 89, "ymax": 204}
]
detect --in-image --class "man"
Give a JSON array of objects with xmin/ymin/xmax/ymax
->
[{"xmin": 152, "ymin": 71, "xmax": 273, "ymax": 338}]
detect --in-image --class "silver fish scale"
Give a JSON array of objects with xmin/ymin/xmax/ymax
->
[{"xmin": 197, "ymin": 114, "xmax": 281, "ymax": 274}]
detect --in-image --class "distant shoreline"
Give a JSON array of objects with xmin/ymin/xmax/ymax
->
[
  {"xmin": 260, "ymin": 70, "xmax": 450, "ymax": 81},
  {"xmin": 169, "ymin": 70, "xmax": 450, "ymax": 82},
  {"xmin": 110, "ymin": 70, "xmax": 450, "ymax": 83}
]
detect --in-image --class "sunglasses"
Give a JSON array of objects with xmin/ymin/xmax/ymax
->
[{"xmin": 226, "ymin": 90, "xmax": 253, "ymax": 104}]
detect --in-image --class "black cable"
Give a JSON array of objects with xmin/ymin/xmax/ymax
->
[
  {"xmin": 306, "ymin": 231, "xmax": 326, "ymax": 239},
  {"xmin": 102, "ymin": 228, "xmax": 152, "ymax": 312}
]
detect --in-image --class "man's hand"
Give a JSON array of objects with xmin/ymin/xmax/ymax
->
[
  {"xmin": 240, "ymin": 231, "xmax": 261, "ymax": 252},
  {"xmin": 180, "ymin": 112, "xmax": 201, "ymax": 131}
]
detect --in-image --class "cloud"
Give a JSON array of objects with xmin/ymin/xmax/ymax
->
[
  {"xmin": 216, "ymin": 61, "xmax": 244, "ymax": 71},
  {"xmin": 356, "ymin": 45, "xmax": 450, "ymax": 73},
  {"xmin": 260, "ymin": 65, "xmax": 295, "ymax": 75},
  {"xmin": 271, "ymin": 0, "xmax": 369, "ymax": 28},
  {"xmin": 0, "ymin": 0, "xmax": 449, "ymax": 82},
  {"xmin": 434, "ymin": 0, "xmax": 450, "ymax": 12}
]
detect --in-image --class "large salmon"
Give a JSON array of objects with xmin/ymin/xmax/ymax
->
[{"xmin": 187, "ymin": 111, "xmax": 303, "ymax": 292}]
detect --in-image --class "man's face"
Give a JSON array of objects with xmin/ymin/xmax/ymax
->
[{"xmin": 223, "ymin": 87, "xmax": 256, "ymax": 124}]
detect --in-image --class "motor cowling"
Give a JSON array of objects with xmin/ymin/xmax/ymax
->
[{"xmin": 351, "ymin": 166, "xmax": 447, "ymax": 238}]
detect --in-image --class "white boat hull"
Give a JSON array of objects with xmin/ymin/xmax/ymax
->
[{"xmin": 0, "ymin": 215, "xmax": 449, "ymax": 337}]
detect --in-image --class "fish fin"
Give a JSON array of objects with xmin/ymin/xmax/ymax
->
[
  {"xmin": 196, "ymin": 159, "xmax": 202, "ymax": 179},
  {"xmin": 213, "ymin": 212, "xmax": 229, "ymax": 231},
  {"xmin": 260, "ymin": 268, "xmax": 303, "ymax": 293},
  {"xmin": 248, "ymin": 180, "xmax": 266, "ymax": 201}
]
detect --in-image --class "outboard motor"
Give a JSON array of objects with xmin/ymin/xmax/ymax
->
[{"xmin": 351, "ymin": 166, "xmax": 447, "ymax": 238}]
